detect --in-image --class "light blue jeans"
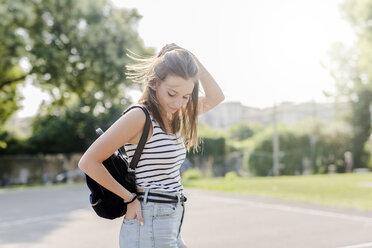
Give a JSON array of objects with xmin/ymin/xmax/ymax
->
[{"xmin": 119, "ymin": 194, "xmax": 185, "ymax": 248}]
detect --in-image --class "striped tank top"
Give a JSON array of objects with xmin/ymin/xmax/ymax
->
[{"xmin": 124, "ymin": 106, "xmax": 186, "ymax": 193}]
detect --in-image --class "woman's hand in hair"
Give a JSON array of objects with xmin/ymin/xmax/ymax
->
[
  {"xmin": 158, "ymin": 43, "xmax": 202, "ymax": 70},
  {"xmin": 157, "ymin": 43, "xmax": 183, "ymax": 57}
]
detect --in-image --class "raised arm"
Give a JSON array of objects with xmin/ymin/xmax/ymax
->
[{"xmin": 193, "ymin": 56, "xmax": 225, "ymax": 115}]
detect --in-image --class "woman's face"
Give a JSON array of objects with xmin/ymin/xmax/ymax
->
[{"xmin": 155, "ymin": 75, "xmax": 195, "ymax": 118}]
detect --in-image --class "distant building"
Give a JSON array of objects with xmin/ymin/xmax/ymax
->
[
  {"xmin": 199, "ymin": 101, "xmax": 350, "ymax": 128},
  {"xmin": 8, "ymin": 101, "xmax": 351, "ymax": 131}
]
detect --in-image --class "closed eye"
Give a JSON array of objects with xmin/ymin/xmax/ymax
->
[{"xmin": 168, "ymin": 92, "xmax": 175, "ymax": 97}]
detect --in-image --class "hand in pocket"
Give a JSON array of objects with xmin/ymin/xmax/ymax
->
[{"xmin": 125, "ymin": 199, "xmax": 144, "ymax": 225}]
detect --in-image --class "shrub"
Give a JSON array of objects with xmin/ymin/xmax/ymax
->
[
  {"xmin": 181, "ymin": 168, "xmax": 203, "ymax": 181},
  {"xmin": 224, "ymin": 171, "xmax": 239, "ymax": 180}
]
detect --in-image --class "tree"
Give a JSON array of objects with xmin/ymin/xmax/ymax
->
[
  {"xmin": 248, "ymin": 128, "xmax": 309, "ymax": 176},
  {"xmin": 228, "ymin": 122, "xmax": 255, "ymax": 141},
  {"xmin": 351, "ymin": 90, "xmax": 372, "ymax": 168},
  {"xmin": 248, "ymin": 120, "xmax": 352, "ymax": 176},
  {"xmin": 0, "ymin": 0, "xmax": 34, "ymax": 147},
  {"xmin": 25, "ymin": 102, "xmax": 125, "ymax": 154},
  {"xmin": 26, "ymin": 0, "xmax": 152, "ymax": 116},
  {"xmin": 326, "ymin": 0, "xmax": 372, "ymax": 168},
  {"xmin": 1, "ymin": 0, "xmax": 153, "ymax": 153}
]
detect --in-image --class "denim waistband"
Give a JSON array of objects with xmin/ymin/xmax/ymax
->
[
  {"xmin": 137, "ymin": 188, "xmax": 186, "ymax": 205},
  {"xmin": 137, "ymin": 188, "xmax": 184, "ymax": 195}
]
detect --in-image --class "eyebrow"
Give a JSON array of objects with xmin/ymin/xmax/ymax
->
[{"xmin": 167, "ymin": 88, "xmax": 192, "ymax": 96}]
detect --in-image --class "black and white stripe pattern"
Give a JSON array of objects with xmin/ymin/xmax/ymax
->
[{"xmin": 124, "ymin": 109, "xmax": 186, "ymax": 193}]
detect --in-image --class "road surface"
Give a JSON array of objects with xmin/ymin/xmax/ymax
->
[{"xmin": 1, "ymin": 184, "xmax": 372, "ymax": 248}]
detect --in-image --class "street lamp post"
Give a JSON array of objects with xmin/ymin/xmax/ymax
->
[{"xmin": 273, "ymin": 103, "xmax": 280, "ymax": 176}]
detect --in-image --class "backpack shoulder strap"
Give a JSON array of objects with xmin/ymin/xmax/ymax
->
[{"xmin": 122, "ymin": 104, "xmax": 151, "ymax": 170}]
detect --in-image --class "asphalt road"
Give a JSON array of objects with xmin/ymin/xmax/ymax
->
[{"xmin": 1, "ymin": 184, "xmax": 372, "ymax": 248}]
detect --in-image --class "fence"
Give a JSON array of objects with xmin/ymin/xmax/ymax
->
[
  {"xmin": 0, "ymin": 151, "xmax": 243, "ymax": 186},
  {"xmin": 0, "ymin": 153, "xmax": 83, "ymax": 186}
]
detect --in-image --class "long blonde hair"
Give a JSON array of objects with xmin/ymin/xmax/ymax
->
[{"xmin": 125, "ymin": 46, "xmax": 200, "ymax": 151}]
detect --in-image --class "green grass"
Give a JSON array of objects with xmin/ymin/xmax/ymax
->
[{"xmin": 183, "ymin": 173, "xmax": 372, "ymax": 211}]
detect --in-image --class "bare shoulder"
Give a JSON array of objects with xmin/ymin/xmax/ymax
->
[
  {"xmin": 115, "ymin": 107, "xmax": 147, "ymax": 136},
  {"xmin": 80, "ymin": 107, "xmax": 147, "ymax": 164},
  {"xmin": 121, "ymin": 107, "xmax": 147, "ymax": 122}
]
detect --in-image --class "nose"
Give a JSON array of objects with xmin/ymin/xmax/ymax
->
[{"xmin": 172, "ymin": 98, "xmax": 183, "ymax": 109}]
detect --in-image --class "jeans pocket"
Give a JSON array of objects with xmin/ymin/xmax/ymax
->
[
  {"xmin": 119, "ymin": 217, "xmax": 140, "ymax": 248},
  {"xmin": 123, "ymin": 217, "xmax": 138, "ymax": 224},
  {"xmin": 153, "ymin": 204, "xmax": 180, "ymax": 247},
  {"xmin": 157, "ymin": 204, "xmax": 177, "ymax": 217}
]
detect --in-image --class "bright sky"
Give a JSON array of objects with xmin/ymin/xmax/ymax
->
[{"xmin": 16, "ymin": 0, "xmax": 355, "ymax": 118}]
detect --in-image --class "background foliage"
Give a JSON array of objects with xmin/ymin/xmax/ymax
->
[{"xmin": 0, "ymin": 0, "xmax": 152, "ymax": 153}]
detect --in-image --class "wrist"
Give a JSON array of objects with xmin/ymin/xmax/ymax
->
[{"xmin": 123, "ymin": 193, "xmax": 137, "ymax": 204}]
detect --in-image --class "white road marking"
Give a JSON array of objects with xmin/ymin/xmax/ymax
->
[
  {"xmin": 0, "ymin": 212, "xmax": 68, "ymax": 229},
  {"xmin": 339, "ymin": 242, "xmax": 372, "ymax": 248},
  {"xmin": 0, "ymin": 209, "xmax": 89, "ymax": 230},
  {"xmin": 206, "ymin": 196, "xmax": 372, "ymax": 223}
]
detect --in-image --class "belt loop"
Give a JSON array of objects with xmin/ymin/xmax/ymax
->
[
  {"xmin": 176, "ymin": 194, "xmax": 180, "ymax": 204},
  {"xmin": 177, "ymin": 202, "xmax": 185, "ymax": 238},
  {"xmin": 144, "ymin": 188, "xmax": 149, "ymax": 205}
]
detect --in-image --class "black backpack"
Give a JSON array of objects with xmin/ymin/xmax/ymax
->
[{"xmin": 84, "ymin": 105, "xmax": 151, "ymax": 219}]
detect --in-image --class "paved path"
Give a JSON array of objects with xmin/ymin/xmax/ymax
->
[{"xmin": 1, "ymin": 184, "xmax": 372, "ymax": 247}]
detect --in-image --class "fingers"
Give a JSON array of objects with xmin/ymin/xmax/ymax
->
[
  {"xmin": 134, "ymin": 199, "xmax": 144, "ymax": 226},
  {"xmin": 137, "ymin": 209, "xmax": 144, "ymax": 226},
  {"xmin": 167, "ymin": 43, "xmax": 179, "ymax": 49},
  {"xmin": 158, "ymin": 43, "xmax": 182, "ymax": 57},
  {"xmin": 166, "ymin": 43, "xmax": 181, "ymax": 51}
]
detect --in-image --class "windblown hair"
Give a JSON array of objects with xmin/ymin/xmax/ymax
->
[{"xmin": 125, "ymin": 47, "xmax": 200, "ymax": 151}]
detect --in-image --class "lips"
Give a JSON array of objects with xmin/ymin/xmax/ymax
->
[{"xmin": 169, "ymin": 106, "xmax": 178, "ymax": 112}]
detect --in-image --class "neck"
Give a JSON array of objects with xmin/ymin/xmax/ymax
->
[
  {"xmin": 158, "ymin": 107, "xmax": 172, "ymax": 122},
  {"xmin": 161, "ymin": 114, "xmax": 173, "ymax": 132}
]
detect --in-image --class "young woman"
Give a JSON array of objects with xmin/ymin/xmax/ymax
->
[{"xmin": 78, "ymin": 43, "xmax": 224, "ymax": 248}]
